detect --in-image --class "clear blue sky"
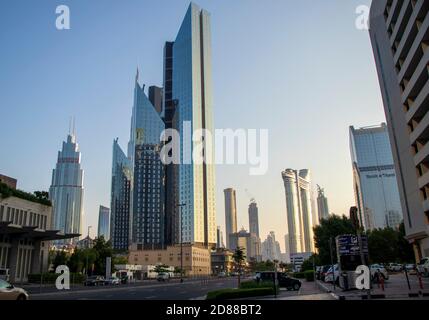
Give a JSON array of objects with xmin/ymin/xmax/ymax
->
[{"xmin": 0, "ymin": 0, "xmax": 382, "ymax": 250}]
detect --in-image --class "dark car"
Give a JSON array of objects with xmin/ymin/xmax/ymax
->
[
  {"xmin": 255, "ymin": 272, "xmax": 301, "ymax": 291},
  {"xmin": 84, "ymin": 276, "xmax": 105, "ymax": 286}
]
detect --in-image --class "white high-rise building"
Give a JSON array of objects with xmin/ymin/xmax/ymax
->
[
  {"xmin": 317, "ymin": 185, "xmax": 330, "ymax": 221},
  {"xmin": 282, "ymin": 169, "xmax": 315, "ymax": 254},
  {"xmin": 261, "ymin": 231, "xmax": 281, "ymax": 262},
  {"xmin": 224, "ymin": 188, "xmax": 237, "ymax": 249},
  {"xmin": 50, "ymin": 129, "xmax": 84, "ymax": 244}
]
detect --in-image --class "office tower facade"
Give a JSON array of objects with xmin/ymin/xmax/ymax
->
[
  {"xmin": 282, "ymin": 169, "xmax": 315, "ymax": 254},
  {"xmin": 98, "ymin": 205, "xmax": 110, "ymax": 240},
  {"xmin": 50, "ymin": 131, "xmax": 84, "ymax": 244},
  {"xmin": 129, "ymin": 74, "xmax": 166, "ymax": 249},
  {"xmin": 216, "ymin": 226, "xmax": 225, "ymax": 249},
  {"xmin": 148, "ymin": 85, "xmax": 163, "ymax": 114},
  {"xmin": 248, "ymin": 201, "xmax": 260, "ymax": 238},
  {"xmin": 229, "ymin": 229, "xmax": 261, "ymax": 262},
  {"xmin": 110, "ymin": 139, "xmax": 132, "ymax": 251},
  {"xmin": 224, "ymin": 188, "xmax": 238, "ymax": 249},
  {"xmin": 316, "ymin": 185, "xmax": 330, "ymax": 221},
  {"xmin": 261, "ymin": 231, "xmax": 281, "ymax": 262},
  {"xmin": 349, "ymin": 124, "xmax": 403, "ymax": 230},
  {"xmin": 172, "ymin": 3, "xmax": 216, "ymax": 247},
  {"xmin": 370, "ymin": 1, "xmax": 429, "ymax": 259}
]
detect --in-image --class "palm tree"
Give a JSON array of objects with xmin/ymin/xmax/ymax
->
[{"xmin": 233, "ymin": 247, "xmax": 246, "ymax": 288}]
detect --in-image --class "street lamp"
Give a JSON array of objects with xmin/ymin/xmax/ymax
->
[
  {"xmin": 86, "ymin": 226, "xmax": 92, "ymax": 277},
  {"xmin": 176, "ymin": 203, "xmax": 186, "ymax": 283}
]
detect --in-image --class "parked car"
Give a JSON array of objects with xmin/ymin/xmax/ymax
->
[
  {"xmin": 0, "ymin": 279, "xmax": 28, "ymax": 300},
  {"xmin": 370, "ymin": 264, "xmax": 389, "ymax": 281},
  {"xmin": 157, "ymin": 273, "xmax": 170, "ymax": 282},
  {"xmin": 318, "ymin": 265, "xmax": 331, "ymax": 281},
  {"xmin": 387, "ymin": 263, "xmax": 403, "ymax": 272},
  {"xmin": 255, "ymin": 272, "xmax": 301, "ymax": 291},
  {"xmin": 417, "ymin": 257, "xmax": 429, "ymax": 277},
  {"xmin": 405, "ymin": 263, "xmax": 417, "ymax": 275},
  {"xmin": 83, "ymin": 276, "xmax": 105, "ymax": 286},
  {"xmin": 0, "ymin": 268, "xmax": 10, "ymax": 282},
  {"xmin": 217, "ymin": 272, "xmax": 227, "ymax": 278},
  {"xmin": 324, "ymin": 264, "xmax": 339, "ymax": 284},
  {"xmin": 104, "ymin": 277, "xmax": 120, "ymax": 285}
]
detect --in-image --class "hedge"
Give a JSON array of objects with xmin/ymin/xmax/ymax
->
[
  {"xmin": 292, "ymin": 272, "xmax": 305, "ymax": 279},
  {"xmin": 206, "ymin": 288, "xmax": 275, "ymax": 300},
  {"xmin": 0, "ymin": 182, "xmax": 51, "ymax": 206},
  {"xmin": 304, "ymin": 270, "xmax": 315, "ymax": 282},
  {"xmin": 28, "ymin": 273, "xmax": 85, "ymax": 284}
]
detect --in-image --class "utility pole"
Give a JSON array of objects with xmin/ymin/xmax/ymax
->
[
  {"xmin": 329, "ymin": 237, "xmax": 336, "ymax": 291},
  {"xmin": 176, "ymin": 203, "xmax": 186, "ymax": 283}
]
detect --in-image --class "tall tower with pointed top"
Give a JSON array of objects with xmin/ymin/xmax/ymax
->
[{"xmin": 50, "ymin": 129, "xmax": 84, "ymax": 244}]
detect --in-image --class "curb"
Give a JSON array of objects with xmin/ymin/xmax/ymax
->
[{"xmin": 316, "ymin": 280, "xmax": 343, "ymax": 300}]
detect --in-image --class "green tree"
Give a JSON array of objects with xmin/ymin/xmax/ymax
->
[
  {"xmin": 313, "ymin": 215, "xmax": 356, "ymax": 265},
  {"xmin": 301, "ymin": 254, "xmax": 321, "ymax": 272},
  {"xmin": 152, "ymin": 264, "xmax": 170, "ymax": 274},
  {"xmin": 52, "ymin": 251, "xmax": 69, "ymax": 270},
  {"xmin": 92, "ymin": 236, "xmax": 114, "ymax": 275},
  {"xmin": 397, "ymin": 222, "xmax": 415, "ymax": 263},
  {"xmin": 233, "ymin": 247, "xmax": 246, "ymax": 287},
  {"xmin": 33, "ymin": 191, "xmax": 50, "ymax": 201}
]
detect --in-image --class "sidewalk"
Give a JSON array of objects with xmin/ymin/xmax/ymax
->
[{"xmin": 316, "ymin": 273, "xmax": 429, "ymax": 300}]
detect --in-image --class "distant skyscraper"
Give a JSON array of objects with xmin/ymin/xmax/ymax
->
[
  {"xmin": 316, "ymin": 185, "xmax": 330, "ymax": 221},
  {"xmin": 349, "ymin": 124, "xmax": 403, "ymax": 230},
  {"xmin": 282, "ymin": 169, "xmax": 315, "ymax": 254},
  {"xmin": 130, "ymin": 74, "xmax": 166, "ymax": 249},
  {"xmin": 261, "ymin": 232, "xmax": 281, "ymax": 262},
  {"xmin": 216, "ymin": 226, "xmax": 225, "ymax": 249},
  {"xmin": 148, "ymin": 85, "xmax": 163, "ymax": 114},
  {"xmin": 50, "ymin": 129, "xmax": 84, "ymax": 244},
  {"xmin": 98, "ymin": 206, "xmax": 110, "ymax": 240},
  {"xmin": 369, "ymin": 0, "xmax": 429, "ymax": 258},
  {"xmin": 110, "ymin": 139, "xmax": 132, "ymax": 251},
  {"xmin": 248, "ymin": 202, "xmax": 260, "ymax": 239},
  {"xmin": 229, "ymin": 229, "xmax": 261, "ymax": 262},
  {"xmin": 224, "ymin": 188, "xmax": 238, "ymax": 249},
  {"xmin": 172, "ymin": 3, "xmax": 216, "ymax": 247}
]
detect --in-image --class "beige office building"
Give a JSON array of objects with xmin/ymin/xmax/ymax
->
[
  {"xmin": 370, "ymin": 0, "xmax": 429, "ymax": 259},
  {"xmin": 128, "ymin": 244, "xmax": 211, "ymax": 276},
  {"xmin": 0, "ymin": 178, "xmax": 78, "ymax": 282}
]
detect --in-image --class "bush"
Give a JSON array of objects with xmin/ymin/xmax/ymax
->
[
  {"xmin": 292, "ymin": 272, "xmax": 305, "ymax": 279},
  {"xmin": 28, "ymin": 273, "xmax": 85, "ymax": 284},
  {"xmin": 304, "ymin": 270, "xmax": 315, "ymax": 282},
  {"xmin": 240, "ymin": 281, "xmax": 275, "ymax": 289},
  {"xmin": 206, "ymin": 288, "xmax": 274, "ymax": 300}
]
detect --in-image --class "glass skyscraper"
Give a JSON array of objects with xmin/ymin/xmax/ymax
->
[
  {"xmin": 350, "ymin": 123, "xmax": 403, "ymax": 230},
  {"xmin": 97, "ymin": 205, "xmax": 110, "ymax": 240},
  {"xmin": 50, "ymin": 131, "xmax": 84, "ymax": 244},
  {"xmin": 110, "ymin": 138, "xmax": 132, "ymax": 251},
  {"xmin": 171, "ymin": 3, "xmax": 216, "ymax": 247}
]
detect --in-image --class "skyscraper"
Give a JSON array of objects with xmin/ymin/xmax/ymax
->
[
  {"xmin": 172, "ymin": 3, "xmax": 216, "ymax": 247},
  {"xmin": 261, "ymin": 232, "xmax": 281, "ymax": 262},
  {"xmin": 316, "ymin": 185, "xmax": 330, "ymax": 221},
  {"xmin": 229, "ymin": 229, "xmax": 261, "ymax": 262},
  {"xmin": 224, "ymin": 188, "xmax": 238, "ymax": 249},
  {"xmin": 50, "ymin": 130, "xmax": 84, "ymax": 244},
  {"xmin": 369, "ymin": 1, "xmax": 429, "ymax": 259},
  {"xmin": 130, "ymin": 74, "xmax": 166, "ymax": 249},
  {"xmin": 349, "ymin": 124, "xmax": 403, "ymax": 230},
  {"xmin": 248, "ymin": 201, "xmax": 260, "ymax": 239},
  {"xmin": 110, "ymin": 138, "xmax": 132, "ymax": 251},
  {"xmin": 216, "ymin": 226, "xmax": 225, "ymax": 249},
  {"xmin": 98, "ymin": 205, "xmax": 110, "ymax": 240},
  {"xmin": 148, "ymin": 85, "xmax": 163, "ymax": 114},
  {"xmin": 282, "ymin": 169, "xmax": 315, "ymax": 254}
]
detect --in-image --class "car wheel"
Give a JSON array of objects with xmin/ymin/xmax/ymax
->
[
  {"xmin": 17, "ymin": 294, "xmax": 27, "ymax": 301},
  {"xmin": 293, "ymin": 283, "xmax": 300, "ymax": 291}
]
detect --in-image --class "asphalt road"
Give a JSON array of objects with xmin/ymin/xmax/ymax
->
[{"xmin": 28, "ymin": 278, "xmax": 238, "ymax": 300}]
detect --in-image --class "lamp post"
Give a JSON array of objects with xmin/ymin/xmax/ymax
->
[{"xmin": 176, "ymin": 203, "xmax": 186, "ymax": 283}]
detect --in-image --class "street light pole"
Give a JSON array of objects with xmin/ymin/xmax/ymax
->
[
  {"xmin": 86, "ymin": 226, "xmax": 92, "ymax": 277},
  {"xmin": 176, "ymin": 203, "xmax": 186, "ymax": 283}
]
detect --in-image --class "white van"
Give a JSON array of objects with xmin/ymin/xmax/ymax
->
[{"xmin": 0, "ymin": 268, "xmax": 10, "ymax": 282}]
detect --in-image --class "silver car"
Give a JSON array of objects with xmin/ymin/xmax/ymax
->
[{"xmin": 0, "ymin": 279, "xmax": 29, "ymax": 300}]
